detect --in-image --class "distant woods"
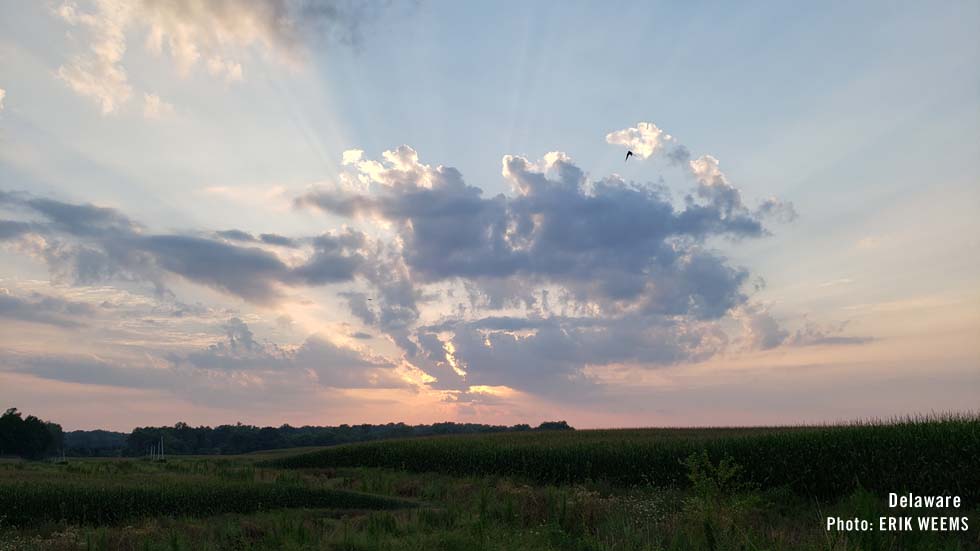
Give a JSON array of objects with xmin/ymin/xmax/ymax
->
[
  {"xmin": 0, "ymin": 408, "xmax": 64, "ymax": 459},
  {"xmin": 1, "ymin": 407, "xmax": 572, "ymax": 458},
  {"xmin": 100, "ymin": 420, "xmax": 573, "ymax": 457}
]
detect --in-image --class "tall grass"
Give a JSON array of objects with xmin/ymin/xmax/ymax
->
[{"xmin": 271, "ymin": 414, "xmax": 980, "ymax": 503}]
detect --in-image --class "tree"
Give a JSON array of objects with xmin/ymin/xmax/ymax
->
[
  {"xmin": 536, "ymin": 421, "xmax": 574, "ymax": 431},
  {"xmin": 0, "ymin": 408, "xmax": 64, "ymax": 459}
]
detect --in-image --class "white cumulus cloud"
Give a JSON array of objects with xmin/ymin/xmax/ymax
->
[{"xmin": 605, "ymin": 121, "xmax": 676, "ymax": 159}]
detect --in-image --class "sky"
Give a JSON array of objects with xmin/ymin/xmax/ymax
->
[{"xmin": 0, "ymin": 1, "xmax": 977, "ymax": 431}]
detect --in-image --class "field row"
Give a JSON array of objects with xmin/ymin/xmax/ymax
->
[{"xmin": 0, "ymin": 480, "xmax": 416, "ymax": 527}]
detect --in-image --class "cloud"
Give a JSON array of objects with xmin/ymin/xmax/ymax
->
[
  {"xmin": 216, "ymin": 229, "xmax": 257, "ymax": 242},
  {"xmin": 755, "ymin": 197, "xmax": 798, "ymax": 223},
  {"xmin": 0, "ymin": 290, "xmax": 97, "ymax": 328},
  {"xmin": 787, "ymin": 319, "xmax": 874, "ymax": 347},
  {"xmin": 735, "ymin": 304, "xmax": 789, "ymax": 350},
  {"xmin": 0, "ymin": 190, "xmax": 141, "ymax": 236},
  {"xmin": 688, "ymin": 154, "xmax": 747, "ymax": 217},
  {"xmin": 0, "ymin": 350, "xmax": 321, "ymax": 409},
  {"xmin": 205, "ymin": 56, "xmax": 243, "ymax": 82},
  {"xmin": 215, "ymin": 229, "xmax": 298, "ymax": 247},
  {"xmin": 119, "ymin": 234, "xmax": 296, "ymax": 303},
  {"xmin": 1, "ymin": 316, "xmax": 408, "ymax": 408},
  {"xmin": 342, "ymin": 149, "xmax": 364, "ymax": 164},
  {"xmin": 605, "ymin": 122, "xmax": 678, "ymax": 159},
  {"xmin": 294, "ymin": 335, "xmax": 407, "ymax": 389},
  {"xmin": 142, "ymin": 92, "xmax": 174, "ymax": 119},
  {"xmin": 292, "ymin": 143, "xmax": 800, "ymax": 395},
  {"xmin": 299, "ymin": 147, "xmax": 759, "ymax": 321},
  {"xmin": 4, "ymin": 353, "xmax": 179, "ymax": 391},
  {"xmin": 0, "ymin": 123, "xmax": 825, "ymax": 402},
  {"xmin": 259, "ymin": 233, "xmax": 298, "ymax": 248},
  {"xmin": 290, "ymin": 230, "xmax": 370, "ymax": 285},
  {"xmin": 607, "ymin": 122, "xmax": 797, "ymax": 225},
  {"xmin": 171, "ymin": 317, "xmax": 410, "ymax": 390},
  {"xmin": 414, "ymin": 314, "xmax": 728, "ymax": 396},
  {"xmin": 0, "ymin": 190, "xmax": 371, "ymax": 304},
  {"xmin": 53, "ymin": 0, "xmax": 387, "ymax": 113},
  {"xmin": 0, "ymin": 88, "xmax": 5, "ymax": 110},
  {"xmin": 55, "ymin": 0, "xmax": 133, "ymax": 114},
  {"xmin": 0, "ymin": 220, "xmax": 35, "ymax": 240},
  {"xmin": 734, "ymin": 305, "xmax": 873, "ymax": 351}
]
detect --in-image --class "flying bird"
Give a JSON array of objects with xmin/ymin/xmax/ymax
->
[{"xmin": 625, "ymin": 150, "xmax": 634, "ymax": 162}]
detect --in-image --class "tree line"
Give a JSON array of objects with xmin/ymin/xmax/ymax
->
[
  {"xmin": 0, "ymin": 408, "xmax": 64, "ymax": 459},
  {"xmin": 1, "ymin": 406, "xmax": 573, "ymax": 458}
]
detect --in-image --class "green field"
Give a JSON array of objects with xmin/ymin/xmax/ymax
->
[{"xmin": 1, "ymin": 416, "xmax": 977, "ymax": 550}]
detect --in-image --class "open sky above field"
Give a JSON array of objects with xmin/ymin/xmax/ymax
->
[{"xmin": 0, "ymin": 1, "xmax": 977, "ymax": 430}]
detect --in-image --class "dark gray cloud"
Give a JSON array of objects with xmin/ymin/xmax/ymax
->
[
  {"xmin": 136, "ymin": 234, "xmax": 294, "ymax": 302},
  {"xmin": 259, "ymin": 233, "xmax": 299, "ymax": 247},
  {"xmin": 216, "ymin": 229, "xmax": 299, "ymax": 248},
  {"xmin": 0, "ymin": 291, "xmax": 97, "ymax": 328},
  {"xmin": 415, "ymin": 314, "xmax": 726, "ymax": 396},
  {"xmin": 0, "ymin": 350, "xmax": 324, "ymax": 410},
  {"xmin": 292, "ymin": 145, "xmax": 815, "ymax": 396},
  {"xmin": 2, "ymin": 316, "xmax": 407, "ymax": 404},
  {"xmin": 294, "ymin": 335, "xmax": 407, "ymax": 389},
  {"xmin": 0, "ymin": 220, "xmax": 34, "ymax": 240},
  {"xmin": 28, "ymin": 199, "xmax": 139, "ymax": 236},
  {"xmin": 1, "ymin": 191, "xmax": 139, "ymax": 237},
  {"xmin": 1, "ymin": 190, "xmax": 373, "ymax": 304},
  {"xmin": 174, "ymin": 317, "xmax": 405, "ymax": 389},
  {"xmin": 291, "ymin": 230, "xmax": 369, "ymax": 285},
  {"xmin": 177, "ymin": 316, "xmax": 287, "ymax": 371},
  {"xmin": 216, "ymin": 229, "xmax": 256, "ymax": 242},
  {"xmin": 4, "ymin": 354, "xmax": 178, "ymax": 391},
  {"xmin": 298, "ymin": 149, "xmax": 759, "ymax": 319}
]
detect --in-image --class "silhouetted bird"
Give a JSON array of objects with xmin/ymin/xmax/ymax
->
[{"xmin": 625, "ymin": 150, "xmax": 634, "ymax": 162}]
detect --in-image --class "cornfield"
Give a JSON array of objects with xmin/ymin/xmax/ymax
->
[
  {"xmin": 271, "ymin": 414, "xmax": 980, "ymax": 503},
  {"xmin": 0, "ymin": 480, "xmax": 416, "ymax": 527}
]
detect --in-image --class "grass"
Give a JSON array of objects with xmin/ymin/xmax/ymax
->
[{"xmin": 1, "ymin": 415, "xmax": 977, "ymax": 549}]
